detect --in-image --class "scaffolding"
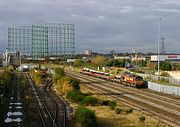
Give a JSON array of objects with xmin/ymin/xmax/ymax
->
[
  {"xmin": 32, "ymin": 25, "xmax": 48, "ymax": 60},
  {"xmin": 8, "ymin": 26, "xmax": 32, "ymax": 56},
  {"xmin": 8, "ymin": 23, "xmax": 75, "ymax": 60}
]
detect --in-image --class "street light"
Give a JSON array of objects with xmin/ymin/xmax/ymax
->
[{"xmin": 157, "ymin": 17, "xmax": 161, "ymax": 80}]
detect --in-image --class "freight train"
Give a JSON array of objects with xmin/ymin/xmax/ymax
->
[{"xmin": 80, "ymin": 68, "xmax": 145, "ymax": 88}]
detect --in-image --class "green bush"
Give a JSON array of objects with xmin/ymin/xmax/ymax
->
[
  {"xmin": 101, "ymin": 100, "xmax": 109, "ymax": 106},
  {"xmin": 160, "ymin": 78, "xmax": 169, "ymax": 83},
  {"xmin": 54, "ymin": 68, "xmax": 65, "ymax": 83},
  {"xmin": 74, "ymin": 59, "xmax": 83, "ymax": 67},
  {"xmin": 82, "ymin": 96, "xmax": 98, "ymax": 106},
  {"xmin": 55, "ymin": 68, "xmax": 65, "ymax": 76},
  {"xmin": 160, "ymin": 62, "xmax": 172, "ymax": 71},
  {"xmin": 75, "ymin": 106, "xmax": 96, "ymax": 127},
  {"xmin": 69, "ymin": 77, "xmax": 80, "ymax": 90},
  {"xmin": 144, "ymin": 76, "xmax": 152, "ymax": 81},
  {"xmin": 115, "ymin": 107, "xmax": 122, "ymax": 114},
  {"xmin": 66, "ymin": 90, "xmax": 86, "ymax": 103},
  {"xmin": 139, "ymin": 115, "xmax": 145, "ymax": 122},
  {"xmin": 107, "ymin": 100, "xmax": 117, "ymax": 110},
  {"xmin": 125, "ymin": 108, "xmax": 133, "ymax": 114}
]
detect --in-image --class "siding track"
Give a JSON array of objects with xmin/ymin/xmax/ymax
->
[{"xmin": 67, "ymin": 70, "xmax": 180, "ymax": 127}]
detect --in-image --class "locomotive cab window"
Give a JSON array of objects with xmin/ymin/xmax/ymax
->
[{"xmin": 135, "ymin": 76, "xmax": 143, "ymax": 81}]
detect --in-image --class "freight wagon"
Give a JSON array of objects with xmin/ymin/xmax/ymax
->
[{"xmin": 80, "ymin": 68, "xmax": 145, "ymax": 88}]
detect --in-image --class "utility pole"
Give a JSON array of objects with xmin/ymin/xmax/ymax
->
[
  {"xmin": 161, "ymin": 36, "xmax": 166, "ymax": 54},
  {"xmin": 157, "ymin": 17, "xmax": 161, "ymax": 80}
]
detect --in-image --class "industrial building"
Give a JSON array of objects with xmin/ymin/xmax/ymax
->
[
  {"xmin": 8, "ymin": 23, "xmax": 75, "ymax": 60},
  {"xmin": 151, "ymin": 55, "xmax": 180, "ymax": 62}
]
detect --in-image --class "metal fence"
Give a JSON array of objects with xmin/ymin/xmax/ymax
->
[
  {"xmin": 148, "ymin": 82, "xmax": 180, "ymax": 96},
  {"xmin": 133, "ymin": 73, "xmax": 180, "ymax": 85}
]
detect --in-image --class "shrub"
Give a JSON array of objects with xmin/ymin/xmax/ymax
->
[
  {"xmin": 107, "ymin": 100, "xmax": 117, "ymax": 110},
  {"xmin": 139, "ymin": 115, "xmax": 145, "ymax": 122},
  {"xmin": 57, "ymin": 76, "xmax": 80, "ymax": 94},
  {"xmin": 74, "ymin": 59, "xmax": 83, "ymax": 67},
  {"xmin": 33, "ymin": 70, "xmax": 43, "ymax": 85},
  {"xmin": 66, "ymin": 90, "xmax": 86, "ymax": 103},
  {"xmin": 160, "ymin": 72, "xmax": 170, "ymax": 77},
  {"xmin": 101, "ymin": 100, "xmax": 109, "ymax": 106},
  {"xmin": 144, "ymin": 76, "xmax": 152, "ymax": 81},
  {"xmin": 75, "ymin": 106, "xmax": 96, "ymax": 127},
  {"xmin": 82, "ymin": 96, "xmax": 98, "ymax": 106},
  {"xmin": 55, "ymin": 68, "xmax": 65, "ymax": 76},
  {"xmin": 160, "ymin": 77, "xmax": 169, "ymax": 83},
  {"xmin": 125, "ymin": 108, "xmax": 133, "ymax": 114},
  {"xmin": 54, "ymin": 68, "xmax": 65, "ymax": 83},
  {"xmin": 69, "ymin": 77, "xmax": 80, "ymax": 90},
  {"xmin": 160, "ymin": 62, "xmax": 172, "ymax": 71},
  {"xmin": 115, "ymin": 107, "xmax": 122, "ymax": 114},
  {"xmin": 56, "ymin": 76, "xmax": 70, "ymax": 92}
]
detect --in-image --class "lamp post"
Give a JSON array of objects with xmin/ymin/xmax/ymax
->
[{"xmin": 157, "ymin": 17, "xmax": 161, "ymax": 80}]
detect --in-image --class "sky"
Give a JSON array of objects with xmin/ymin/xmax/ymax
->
[{"xmin": 0, "ymin": 0, "xmax": 180, "ymax": 54}]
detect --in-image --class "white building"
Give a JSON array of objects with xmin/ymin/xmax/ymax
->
[
  {"xmin": 84, "ymin": 50, "xmax": 92, "ymax": 55},
  {"xmin": 113, "ymin": 55, "xmax": 131, "ymax": 60},
  {"xmin": 151, "ymin": 55, "xmax": 180, "ymax": 62}
]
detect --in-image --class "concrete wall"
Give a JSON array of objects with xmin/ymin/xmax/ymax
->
[{"xmin": 148, "ymin": 81, "xmax": 180, "ymax": 96}]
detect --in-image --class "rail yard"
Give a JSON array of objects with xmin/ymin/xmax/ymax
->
[
  {"xmin": 66, "ymin": 70, "xmax": 180, "ymax": 127},
  {"xmin": 25, "ymin": 73, "xmax": 71, "ymax": 127}
]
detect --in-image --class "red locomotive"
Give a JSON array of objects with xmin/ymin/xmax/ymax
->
[{"xmin": 80, "ymin": 68, "xmax": 145, "ymax": 88}]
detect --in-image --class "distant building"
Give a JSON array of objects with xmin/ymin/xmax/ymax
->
[
  {"xmin": 151, "ymin": 54, "xmax": 180, "ymax": 62},
  {"xmin": 113, "ymin": 55, "xmax": 131, "ymax": 60},
  {"xmin": 131, "ymin": 54, "xmax": 150, "ymax": 61},
  {"xmin": 113, "ymin": 54, "xmax": 150, "ymax": 62},
  {"xmin": 84, "ymin": 50, "xmax": 92, "ymax": 55},
  {"xmin": 8, "ymin": 23, "xmax": 75, "ymax": 60},
  {"xmin": 131, "ymin": 57, "xmax": 146, "ymax": 61}
]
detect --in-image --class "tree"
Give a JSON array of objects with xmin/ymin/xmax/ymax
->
[
  {"xmin": 54, "ymin": 68, "xmax": 65, "ymax": 83},
  {"xmin": 105, "ymin": 59, "xmax": 113, "ymax": 67},
  {"xmin": 147, "ymin": 62, "xmax": 155, "ymax": 70},
  {"xmin": 75, "ymin": 106, "xmax": 96, "ymax": 127},
  {"xmin": 44, "ymin": 56, "xmax": 50, "ymax": 64},
  {"xmin": 160, "ymin": 62, "xmax": 172, "ymax": 71},
  {"xmin": 119, "ymin": 60, "xmax": 126, "ymax": 68},
  {"xmin": 91, "ymin": 55, "xmax": 105, "ymax": 67},
  {"xmin": 174, "ymin": 63, "xmax": 180, "ymax": 71},
  {"xmin": 55, "ymin": 68, "xmax": 65, "ymax": 76},
  {"xmin": 57, "ymin": 76, "xmax": 80, "ymax": 95},
  {"xmin": 34, "ymin": 70, "xmax": 43, "ymax": 85},
  {"xmin": 74, "ymin": 58, "xmax": 83, "ymax": 67},
  {"xmin": 113, "ymin": 60, "xmax": 120, "ymax": 67},
  {"xmin": 138, "ymin": 60, "xmax": 147, "ymax": 67}
]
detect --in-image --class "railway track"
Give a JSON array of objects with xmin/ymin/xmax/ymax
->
[
  {"xmin": 44, "ymin": 81, "xmax": 67, "ymax": 127},
  {"xmin": 25, "ymin": 73, "xmax": 56, "ymax": 127},
  {"xmin": 67, "ymin": 71, "xmax": 180, "ymax": 106},
  {"xmin": 66, "ymin": 70, "xmax": 180, "ymax": 127},
  {"xmin": 25, "ymin": 73, "xmax": 67, "ymax": 127}
]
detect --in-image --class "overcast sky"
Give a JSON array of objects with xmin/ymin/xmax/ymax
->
[{"xmin": 0, "ymin": 0, "xmax": 180, "ymax": 54}]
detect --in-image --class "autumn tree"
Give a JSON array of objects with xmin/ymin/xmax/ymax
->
[
  {"xmin": 33, "ymin": 70, "xmax": 43, "ymax": 85},
  {"xmin": 174, "ymin": 63, "xmax": 180, "ymax": 71},
  {"xmin": 54, "ymin": 68, "xmax": 65, "ymax": 84},
  {"xmin": 147, "ymin": 62, "xmax": 155, "ymax": 70},
  {"xmin": 91, "ymin": 55, "xmax": 105, "ymax": 67},
  {"xmin": 57, "ymin": 76, "xmax": 80, "ymax": 95},
  {"xmin": 74, "ymin": 58, "xmax": 83, "ymax": 67}
]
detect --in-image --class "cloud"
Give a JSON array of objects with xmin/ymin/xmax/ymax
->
[
  {"xmin": 0, "ymin": 0, "xmax": 180, "ymax": 54},
  {"xmin": 153, "ymin": 8, "xmax": 180, "ymax": 14}
]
